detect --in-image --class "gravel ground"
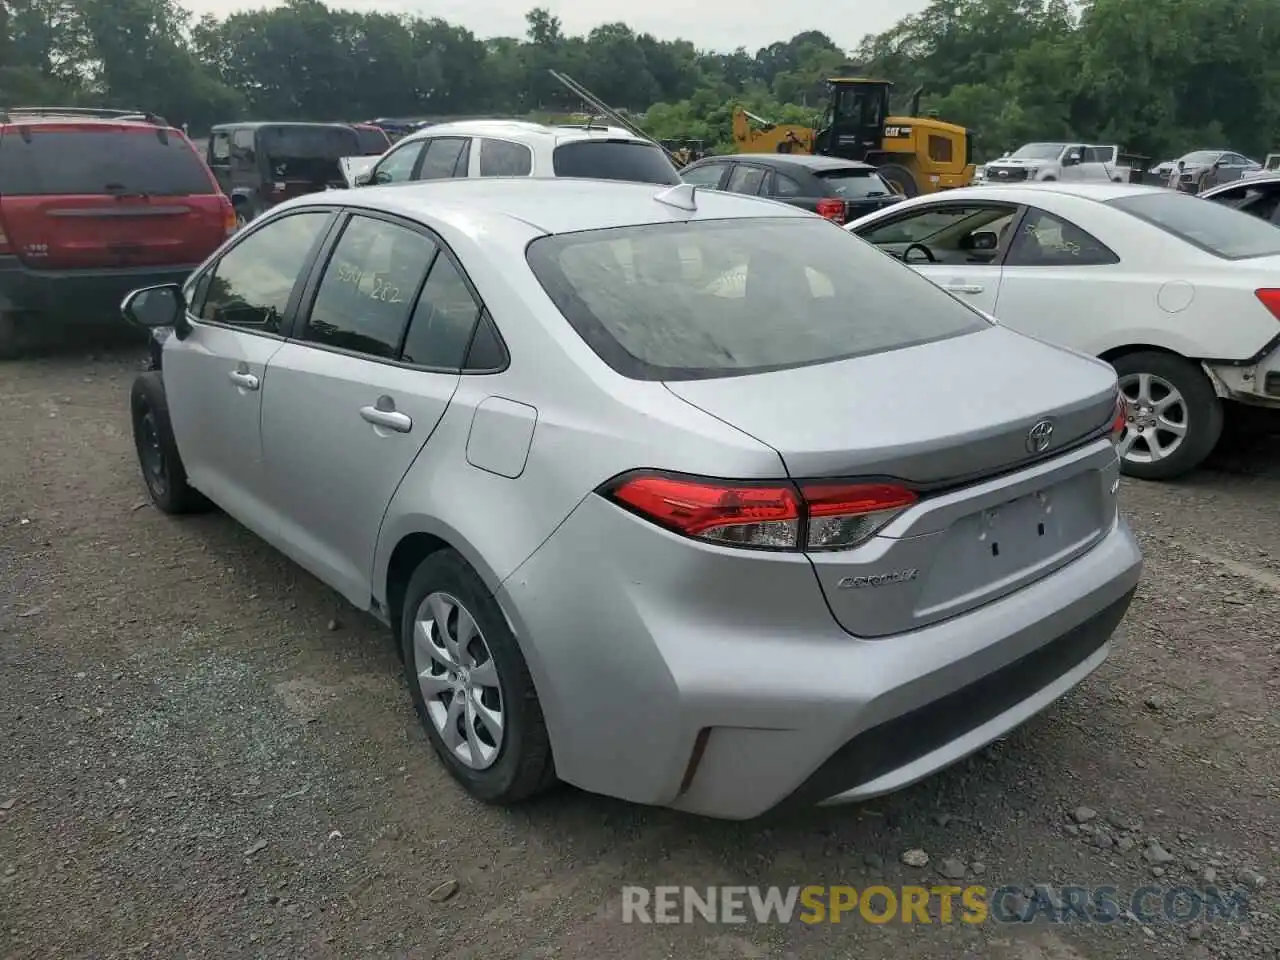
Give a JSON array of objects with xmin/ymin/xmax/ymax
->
[{"xmin": 2, "ymin": 348, "xmax": 1278, "ymax": 960}]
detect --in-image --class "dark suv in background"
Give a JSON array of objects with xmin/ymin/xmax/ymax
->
[
  {"xmin": 207, "ymin": 121, "xmax": 361, "ymax": 225},
  {"xmin": 0, "ymin": 107, "xmax": 234, "ymax": 357},
  {"xmin": 679, "ymin": 153, "xmax": 904, "ymax": 224}
]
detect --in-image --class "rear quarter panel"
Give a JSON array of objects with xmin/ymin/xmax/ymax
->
[{"xmin": 370, "ymin": 215, "xmax": 785, "ymax": 601}]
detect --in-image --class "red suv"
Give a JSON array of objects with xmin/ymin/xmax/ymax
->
[{"xmin": 0, "ymin": 108, "xmax": 236, "ymax": 356}]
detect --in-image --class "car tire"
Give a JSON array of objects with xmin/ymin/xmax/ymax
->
[
  {"xmin": 0, "ymin": 311, "xmax": 19, "ymax": 360},
  {"xmin": 129, "ymin": 371, "xmax": 211, "ymax": 514},
  {"xmin": 1111, "ymin": 351, "xmax": 1223, "ymax": 481},
  {"xmin": 877, "ymin": 163, "xmax": 919, "ymax": 197},
  {"xmin": 401, "ymin": 549, "xmax": 555, "ymax": 805}
]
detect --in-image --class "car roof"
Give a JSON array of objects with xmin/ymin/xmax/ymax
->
[
  {"xmin": 210, "ymin": 121, "xmax": 356, "ymax": 132},
  {"xmin": 708, "ymin": 153, "xmax": 875, "ymax": 172},
  {"xmin": 290, "ymin": 177, "xmax": 810, "ymax": 236},
  {"xmin": 400, "ymin": 118, "xmax": 646, "ymax": 145},
  {"xmin": 1203, "ymin": 172, "xmax": 1280, "ymax": 195},
  {"xmin": 945, "ymin": 182, "xmax": 1164, "ymax": 203}
]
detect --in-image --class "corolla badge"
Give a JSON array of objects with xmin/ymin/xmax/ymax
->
[
  {"xmin": 837, "ymin": 569, "xmax": 919, "ymax": 589},
  {"xmin": 1026, "ymin": 419, "xmax": 1055, "ymax": 454}
]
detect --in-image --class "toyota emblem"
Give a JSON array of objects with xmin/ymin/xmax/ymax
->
[{"xmin": 1026, "ymin": 420, "xmax": 1055, "ymax": 454}]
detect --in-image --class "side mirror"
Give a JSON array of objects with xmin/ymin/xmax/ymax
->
[
  {"xmin": 122, "ymin": 284, "xmax": 185, "ymax": 329},
  {"xmin": 1065, "ymin": 151, "xmax": 1082, "ymax": 165},
  {"xmin": 353, "ymin": 170, "xmax": 373, "ymax": 187},
  {"xmin": 970, "ymin": 231, "xmax": 999, "ymax": 251}
]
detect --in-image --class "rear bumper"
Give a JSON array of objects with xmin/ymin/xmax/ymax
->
[
  {"xmin": 0, "ymin": 256, "xmax": 198, "ymax": 321},
  {"xmin": 1204, "ymin": 335, "xmax": 1280, "ymax": 410},
  {"xmin": 498, "ymin": 494, "xmax": 1142, "ymax": 820}
]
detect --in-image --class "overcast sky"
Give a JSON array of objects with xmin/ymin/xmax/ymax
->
[{"xmin": 180, "ymin": 0, "xmax": 930, "ymax": 52}]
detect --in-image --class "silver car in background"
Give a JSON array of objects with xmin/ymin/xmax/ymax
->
[{"xmin": 123, "ymin": 178, "xmax": 1142, "ymax": 820}]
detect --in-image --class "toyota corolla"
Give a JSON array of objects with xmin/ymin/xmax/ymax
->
[{"xmin": 122, "ymin": 177, "xmax": 1142, "ymax": 820}]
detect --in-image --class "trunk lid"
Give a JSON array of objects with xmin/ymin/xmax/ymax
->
[
  {"xmin": 0, "ymin": 123, "xmax": 227, "ymax": 269},
  {"xmin": 664, "ymin": 325, "xmax": 1117, "ymax": 485},
  {"xmin": 665, "ymin": 326, "xmax": 1121, "ymax": 637}
]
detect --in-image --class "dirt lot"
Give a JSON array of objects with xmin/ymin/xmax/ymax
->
[{"xmin": 2, "ymin": 348, "xmax": 1278, "ymax": 960}]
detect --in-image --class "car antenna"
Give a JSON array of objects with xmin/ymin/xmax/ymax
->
[{"xmin": 654, "ymin": 182, "xmax": 697, "ymax": 211}]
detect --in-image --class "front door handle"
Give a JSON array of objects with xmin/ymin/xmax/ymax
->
[
  {"xmin": 360, "ymin": 405, "xmax": 413, "ymax": 433},
  {"xmin": 943, "ymin": 283, "xmax": 984, "ymax": 295},
  {"xmin": 228, "ymin": 370, "xmax": 259, "ymax": 390}
]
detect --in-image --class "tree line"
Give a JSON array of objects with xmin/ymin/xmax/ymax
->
[{"xmin": 2, "ymin": 0, "xmax": 1279, "ymax": 162}]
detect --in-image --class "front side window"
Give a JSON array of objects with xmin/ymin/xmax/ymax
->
[
  {"xmin": 304, "ymin": 215, "xmax": 436, "ymax": 358},
  {"xmin": 1109, "ymin": 191, "xmax": 1280, "ymax": 260},
  {"xmin": 526, "ymin": 217, "xmax": 986, "ymax": 381},
  {"xmin": 478, "ymin": 139, "xmax": 533, "ymax": 177},
  {"xmin": 199, "ymin": 212, "xmax": 332, "ymax": 332},
  {"xmin": 1005, "ymin": 208, "xmax": 1119, "ymax": 266},
  {"xmin": 417, "ymin": 137, "xmax": 470, "ymax": 180},
  {"xmin": 858, "ymin": 203, "xmax": 1018, "ymax": 265},
  {"xmin": 373, "ymin": 141, "xmax": 426, "ymax": 184}
]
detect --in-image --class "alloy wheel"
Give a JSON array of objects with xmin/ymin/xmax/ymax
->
[
  {"xmin": 413, "ymin": 591, "xmax": 505, "ymax": 770},
  {"xmin": 1117, "ymin": 371, "xmax": 1189, "ymax": 465}
]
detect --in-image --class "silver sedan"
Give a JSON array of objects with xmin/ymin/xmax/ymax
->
[{"xmin": 122, "ymin": 177, "xmax": 1142, "ymax": 819}]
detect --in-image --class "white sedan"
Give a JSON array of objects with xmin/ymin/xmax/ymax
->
[{"xmin": 848, "ymin": 183, "xmax": 1280, "ymax": 480}]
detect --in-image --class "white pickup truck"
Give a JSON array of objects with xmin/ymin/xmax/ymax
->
[{"xmin": 979, "ymin": 142, "xmax": 1137, "ymax": 184}]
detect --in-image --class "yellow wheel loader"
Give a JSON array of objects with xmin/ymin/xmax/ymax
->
[{"xmin": 730, "ymin": 78, "xmax": 975, "ymax": 197}]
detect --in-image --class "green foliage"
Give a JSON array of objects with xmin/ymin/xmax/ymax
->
[{"xmin": 1, "ymin": 0, "xmax": 1277, "ymax": 162}]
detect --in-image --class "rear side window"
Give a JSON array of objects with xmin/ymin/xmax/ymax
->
[
  {"xmin": 552, "ymin": 140, "xmax": 679, "ymax": 185},
  {"xmin": 401, "ymin": 254, "xmax": 483, "ymax": 368},
  {"xmin": 818, "ymin": 170, "xmax": 894, "ymax": 199},
  {"xmin": 478, "ymin": 139, "xmax": 533, "ymax": 177},
  {"xmin": 0, "ymin": 127, "xmax": 216, "ymax": 196},
  {"xmin": 305, "ymin": 215, "xmax": 436, "ymax": 358},
  {"xmin": 526, "ymin": 217, "xmax": 986, "ymax": 380},
  {"xmin": 1109, "ymin": 191, "xmax": 1280, "ymax": 259}
]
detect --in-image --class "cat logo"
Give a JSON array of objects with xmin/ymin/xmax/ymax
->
[{"xmin": 884, "ymin": 125, "xmax": 913, "ymax": 138}]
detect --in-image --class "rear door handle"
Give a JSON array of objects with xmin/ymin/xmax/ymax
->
[
  {"xmin": 943, "ymin": 283, "xmax": 984, "ymax": 295},
  {"xmin": 360, "ymin": 405, "xmax": 413, "ymax": 433},
  {"xmin": 228, "ymin": 370, "xmax": 259, "ymax": 390}
]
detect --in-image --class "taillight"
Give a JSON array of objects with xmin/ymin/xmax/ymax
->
[
  {"xmin": 1255, "ymin": 288, "xmax": 1280, "ymax": 320},
  {"xmin": 220, "ymin": 198, "xmax": 237, "ymax": 236},
  {"xmin": 603, "ymin": 472, "xmax": 917, "ymax": 552},
  {"xmin": 815, "ymin": 198, "xmax": 846, "ymax": 224},
  {"xmin": 801, "ymin": 481, "xmax": 918, "ymax": 550},
  {"xmin": 1109, "ymin": 390, "xmax": 1127, "ymax": 447}
]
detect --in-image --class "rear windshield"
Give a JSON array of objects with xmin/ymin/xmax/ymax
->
[
  {"xmin": 261, "ymin": 126, "xmax": 360, "ymax": 159},
  {"xmin": 1109, "ymin": 191, "xmax": 1280, "ymax": 260},
  {"xmin": 818, "ymin": 169, "xmax": 894, "ymax": 198},
  {"xmin": 552, "ymin": 140, "xmax": 679, "ymax": 185},
  {"xmin": 525, "ymin": 217, "xmax": 987, "ymax": 380},
  {"xmin": 353, "ymin": 126, "xmax": 390, "ymax": 155},
  {"xmin": 0, "ymin": 127, "xmax": 215, "ymax": 196}
]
